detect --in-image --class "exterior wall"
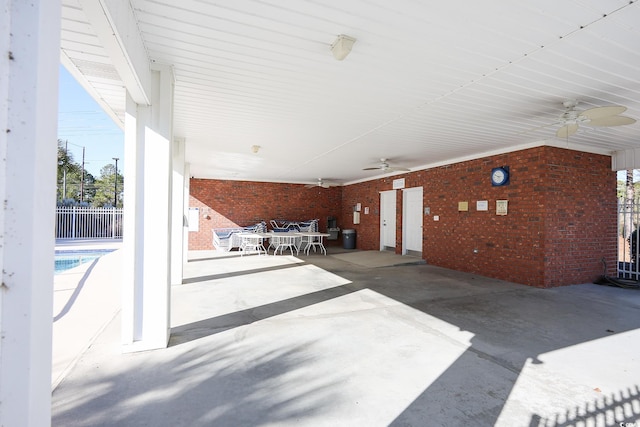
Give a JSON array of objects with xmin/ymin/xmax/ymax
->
[
  {"xmin": 189, "ymin": 179, "xmax": 343, "ymax": 250},
  {"xmin": 341, "ymin": 146, "xmax": 616, "ymax": 287},
  {"xmin": 542, "ymin": 149, "xmax": 617, "ymax": 287},
  {"xmin": 188, "ymin": 146, "xmax": 617, "ymax": 288}
]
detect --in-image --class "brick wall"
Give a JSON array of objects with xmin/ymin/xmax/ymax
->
[
  {"xmin": 189, "ymin": 146, "xmax": 617, "ymax": 287},
  {"xmin": 340, "ymin": 146, "xmax": 616, "ymax": 287},
  {"xmin": 541, "ymin": 149, "xmax": 617, "ymax": 287},
  {"xmin": 189, "ymin": 179, "xmax": 342, "ymax": 250}
]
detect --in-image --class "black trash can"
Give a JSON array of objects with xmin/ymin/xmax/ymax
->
[{"xmin": 342, "ymin": 229, "xmax": 356, "ymax": 249}]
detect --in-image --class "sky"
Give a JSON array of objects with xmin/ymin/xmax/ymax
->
[{"xmin": 57, "ymin": 65, "xmax": 124, "ymax": 178}]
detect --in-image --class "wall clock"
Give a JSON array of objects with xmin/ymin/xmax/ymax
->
[{"xmin": 491, "ymin": 166, "xmax": 510, "ymax": 186}]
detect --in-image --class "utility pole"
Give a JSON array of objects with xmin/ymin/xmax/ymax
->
[
  {"xmin": 80, "ymin": 146, "xmax": 85, "ymax": 202},
  {"xmin": 62, "ymin": 140, "xmax": 68, "ymax": 200},
  {"xmin": 113, "ymin": 157, "xmax": 119, "ymax": 208}
]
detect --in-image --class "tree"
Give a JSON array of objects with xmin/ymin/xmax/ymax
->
[
  {"xmin": 57, "ymin": 140, "xmax": 82, "ymax": 203},
  {"xmin": 92, "ymin": 164, "xmax": 124, "ymax": 208},
  {"xmin": 57, "ymin": 139, "xmax": 96, "ymax": 205}
]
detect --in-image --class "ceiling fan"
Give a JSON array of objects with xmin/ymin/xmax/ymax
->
[
  {"xmin": 555, "ymin": 99, "xmax": 636, "ymax": 138},
  {"xmin": 363, "ymin": 158, "xmax": 410, "ymax": 172},
  {"xmin": 304, "ymin": 178, "xmax": 339, "ymax": 188}
]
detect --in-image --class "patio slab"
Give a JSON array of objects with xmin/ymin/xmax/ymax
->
[
  {"xmin": 52, "ymin": 241, "xmax": 122, "ymax": 390},
  {"xmin": 51, "ymin": 248, "xmax": 640, "ymax": 426}
]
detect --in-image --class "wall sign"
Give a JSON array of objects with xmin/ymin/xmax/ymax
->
[
  {"xmin": 496, "ymin": 200, "xmax": 508, "ymax": 216},
  {"xmin": 393, "ymin": 178, "xmax": 405, "ymax": 189},
  {"xmin": 188, "ymin": 207, "xmax": 200, "ymax": 231}
]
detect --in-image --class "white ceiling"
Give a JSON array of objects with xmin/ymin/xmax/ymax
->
[{"xmin": 60, "ymin": 0, "xmax": 640, "ymax": 185}]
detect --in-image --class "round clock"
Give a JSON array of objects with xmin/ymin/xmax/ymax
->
[{"xmin": 491, "ymin": 166, "xmax": 509, "ymax": 186}]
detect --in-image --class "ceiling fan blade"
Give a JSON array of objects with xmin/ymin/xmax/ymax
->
[
  {"xmin": 580, "ymin": 106, "xmax": 626, "ymax": 120},
  {"xmin": 363, "ymin": 167, "xmax": 381, "ymax": 171},
  {"xmin": 387, "ymin": 166, "xmax": 410, "ymax": 172},
  {"xmin": 588, "ymin": 115, "xmax": 636, "ymax": 127},
  {"xmin": 556, "ymin": 124, "xmax": 578, "ymax": 138}
]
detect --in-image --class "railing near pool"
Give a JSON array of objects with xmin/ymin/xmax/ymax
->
[{"xmin": 55, "ymin": 207, "xmax": 123, "ymax": 240}]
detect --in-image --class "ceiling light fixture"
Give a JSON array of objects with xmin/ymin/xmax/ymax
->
[
  {"xmin": 251, "ymin": 145, "xmax": 261, "ymax": 154},
  {"xmin": 330, "ymin": 34, "xmax": 356, "ymax": 60}
]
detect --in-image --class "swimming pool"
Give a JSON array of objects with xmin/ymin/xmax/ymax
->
[{"xmin": 54, "ymin": 249, "xmax": 115, "ymax": 274}]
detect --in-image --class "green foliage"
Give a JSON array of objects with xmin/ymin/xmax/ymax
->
[
  {"xmin": 56, "ymin": 139, "xmax": 123, "ymax": 207},
  {"xmin": 92, "ymin": 164, "xmax": 124, "ymax": 208}
]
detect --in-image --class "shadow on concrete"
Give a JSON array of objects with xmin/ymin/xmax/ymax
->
[
  {"xmin": 181, "ymin": 261, "xmax": 306, "ymax": 284},
  {"xmin": 362, "ymin": 268, "xmax": 640, "ymax": 426},
  {"xmin": 299, "ymin": 256, "xmax": 640, "ymax": 425},
  {"xmin": 52, "ymin": 338, "xmax": 341, "ymax": 426},
  {"xmin": 54, "ymin": 258, "xmax": 100, "ymax": 322},
  {"xmin": 170, "ymin": 283, "xmax": 357, "ymax": 346},
  {"xmin": 529, "ymin": 384, "xmax": 640, "ymax": 426}
]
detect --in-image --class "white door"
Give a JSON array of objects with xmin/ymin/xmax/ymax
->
[
  {"xmin": 380, "ymin": 190, "xmax": 396, "ymax": 250},
  {"xmin": 403, "ymin": 187, "xmax": 423, "ymax": 254}
]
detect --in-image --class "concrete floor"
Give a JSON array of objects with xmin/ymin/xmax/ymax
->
[{"xmin": 52, "ymin": 246, "xmax": 640, "ymax": 426}]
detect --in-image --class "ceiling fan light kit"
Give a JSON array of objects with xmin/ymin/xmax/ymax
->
[{"xmin": 330, "ymin": 34, "xmax": 356, "ymax": 60}]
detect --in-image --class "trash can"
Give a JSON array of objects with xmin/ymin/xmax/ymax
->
[{"xmin": 343, "ymin": 229, "xmax": 356, "ymax": 249}]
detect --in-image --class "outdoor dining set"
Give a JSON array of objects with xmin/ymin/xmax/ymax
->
[{"xmin": 212, "ymin": 219, "xmax": 331, "ymax": 256}]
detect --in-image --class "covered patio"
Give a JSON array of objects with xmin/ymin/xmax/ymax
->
[
  {"xmin": 3, "ymin": 1, "xmax": 640, "ymax": 425},
  {"xmin": 52, "ymin": 247, "xmax": 640, "ymax": 426}
]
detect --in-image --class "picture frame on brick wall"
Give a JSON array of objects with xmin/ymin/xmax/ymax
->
[{"xmin": 496, "ymin": 200, "xmax": 508, "ymax": 215}]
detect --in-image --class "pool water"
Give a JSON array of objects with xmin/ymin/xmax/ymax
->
[{"xmin": 54, "ymin": 249, "xmax": 115, "ymax": 274}]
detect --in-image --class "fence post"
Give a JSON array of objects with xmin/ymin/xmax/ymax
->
[{"xmin": 71, "ymin": 206, "xmax": 76, "ymax": 239}]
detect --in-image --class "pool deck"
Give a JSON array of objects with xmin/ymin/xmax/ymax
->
[{"xmin": 52, "ymin": 239, "xmax": 123, "ymax": 390}]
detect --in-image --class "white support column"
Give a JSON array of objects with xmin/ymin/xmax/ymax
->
[
  {"xmin": 0, "ymin": 1, "xmax": 61, "ymax": 425},
  {"xmin": 183, "ymin": 163, "xmax": 191, "ymax": 265},
  {"xmin": 171, "ymin": 138, "xmax": 186, "ymax": 285},
  {"xmin": 122, "ymin": 93, "xmax": 146, "ymax": 345},
  {"xmin": 122, "ymin": 65, "xmax": 175, "ymax": 352}
]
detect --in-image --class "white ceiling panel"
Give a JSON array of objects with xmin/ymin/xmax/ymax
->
[{"xmin": 60, "ymin": 0, "xmax": 640, "ymax": 184}]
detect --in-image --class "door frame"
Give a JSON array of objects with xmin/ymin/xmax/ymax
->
[
  {"xmin": 402, "ymin": 186, "xmax": 423, "ymax": 255},
  {"xmin": 379, "ymin": 190, "xmax": 397, "ymax": 251}
]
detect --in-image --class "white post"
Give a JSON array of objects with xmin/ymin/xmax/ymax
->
[
  {"xmin": 122, "ymin": 93, "xmax": 146, "ymax": 345},
  {"xmin": 122, "ymin": 65, "xmax": 175, "ymax": 351},
  {"xmin": 171, "ymin": 138, "xmax": 186, "ymax": 285},
  {"xmin": 72, "ymin": 205, "xmax": 77, "ymax": 239},
  {"xmin": 112, "ymin": 207, "xmax": 116, "ymax": 239},
  {"xmin": 0, "ymin": 0, "xmax": 61, "ymax": 425},
  {"xmin": 183, "ymin": 163, "xmax": 191, "ymax": 265}
]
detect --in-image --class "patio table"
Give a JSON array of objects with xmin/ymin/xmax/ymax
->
[
  {"xmin": 266, "ymin": 232, "xmax": 300, "ymax": 255},
  {"xmin": 238, "ymin": 232, "xmax": 268, "ymax": 256},
  {"xmin": 297, "ymin": 232, "xmax": 331, "ymax": 255}
]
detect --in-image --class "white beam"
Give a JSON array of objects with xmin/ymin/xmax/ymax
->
[
  {"xmin": 80, "ymin": 0, "xmax": 151, "ymax": 105},
  {"xmin": 612, "ymin": 148, "xmax": 640, "ymax": 171},
  {"xmin": 0, "ymin": 0, "xmax": 61, "ymax": 425}
]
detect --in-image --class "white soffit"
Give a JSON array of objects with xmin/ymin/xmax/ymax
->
[{"xmin": 61, "ymin": 0, "xmax": 640, "ymax": 184}]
